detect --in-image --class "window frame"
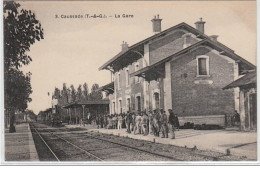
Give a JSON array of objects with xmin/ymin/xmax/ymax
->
[
  {"xmin": 135, "ymin": 93, "xmax": 142, "ymax": 112},
  {"xmin": 118, "ymin": 99, "xmax": 122, "ymax": 114},
  {"xmin": 112, "ymin": 101, "xmax": 116, "ymax": 114},
  {"xmin": 125, "ymin": 68, "xmax": 130, "ymax": 87},
  {"xmin": 196, "ymin": 55, "xmax": 210, "ymax": 77},
  {"xmin": 126, "ymin": 96, "xmax": 131, "ymax": 112},
  {"xmin": 117, "ymin": 72, "xmax": 121, "ymax": 89},
  {"xmin": 135, "ymin": 62, "xmax": 140, "ymax": 83}
]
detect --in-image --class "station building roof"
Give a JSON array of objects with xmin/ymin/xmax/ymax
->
[
  {"xmin": 130, "ymin": 39, "xmax": 255, "ymax": 81},
  {"xmin": 223, "ymin": 71, "xmax": 256, "ymax": 90},
  {"xmin": 99, "ymin": 22, "xmax": 235, "ymax": 72}
]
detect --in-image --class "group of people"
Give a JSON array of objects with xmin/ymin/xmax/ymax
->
[{"xmin": 103, "ymin": 109, "xmax": 180, "ymax": 139}]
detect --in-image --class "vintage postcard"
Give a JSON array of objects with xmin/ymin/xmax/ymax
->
[{"xmin": 1, "ymin": 0, "xmax": 258, "ymax": 165}]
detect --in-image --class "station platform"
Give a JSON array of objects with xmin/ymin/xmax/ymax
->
[
  {"xmin": 86, "ymin": 127, "xmax": 257, "ymax": 160},
  {"xmin": 4, "ymin": 123, "xmax": 39, "ymax": 162}
]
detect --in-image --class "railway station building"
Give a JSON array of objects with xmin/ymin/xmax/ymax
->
[{"xmin": 99, "ymin": 16, "xmax": 255, "ymax": 127}]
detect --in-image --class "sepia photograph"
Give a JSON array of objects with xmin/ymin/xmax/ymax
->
[{"xmin": 1, "ymin": 0, "xmax": 258, "ymax": 165}]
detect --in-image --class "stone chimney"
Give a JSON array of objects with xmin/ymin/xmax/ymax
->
[
  {"xmin": 195, "ymin": 18, "xmax": 206, "ymax": 33},
  {"xmin": 209, "ymin": 35, "xmax": 218, "ymax": 41},
  {"xmin": 151, "ymin": 14, "xmax": 162, "ymax": 33},
  {"xmin": 121, "ymin": 41, "xmax": 129, "ymax": 51}
]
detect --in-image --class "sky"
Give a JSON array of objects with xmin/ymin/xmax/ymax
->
[{"xmin": 17, "ymin": 1, "xmax": 256, "ymax": 114}]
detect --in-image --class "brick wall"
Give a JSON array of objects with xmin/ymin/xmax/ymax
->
[
  {"xmin": 149, "ymin": 31, "xmax": 199, "ymax": 65},
  {"xmin": 113, "ymin": 58, "xmax": 145, "ymax": 113},
  {"xmin": 171, "ymin": 46, "xmax": 235, "ymax": 117}
]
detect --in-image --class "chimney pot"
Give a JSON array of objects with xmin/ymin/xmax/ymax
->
[
  {"xmin": 151, "ymin": 15, "xmax": 162, "ymax": 33},
  {"xmin": 121, "ymin": 41, "xmax": 129, "ymax": 51},
  {"xmin": 195, "ymin": 18, "xmax": 206, "ymax": 33},
  {"xmin": 210, "ymin": 35, "xmax": 218, "ymax": 41}
]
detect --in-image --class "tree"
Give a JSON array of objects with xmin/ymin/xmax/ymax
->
[
  {"xmin": 4, "ymin": 68, "xmax": 32, "ymax": 131},
  {"xmin": 76, "ymin": 84, "xmax": 83, "ymax": 102},
  {"xmin": 4, "ymin": 1, "xmax": 44, "ymax": 70},
  {"xmin": 4, "ymin": 1, "xmax": 44, "ymax": 132},
  {"xmin": 67, "ymin": 88, "xmax": 71, "ymax": 103},
  {"xmin": 89, "ymin": 83, "xmax": 103, "ymax": 101},
  {"xmin": 53, "ymin": 87, "xmax": 61, "ymax": 100},
  {"xmin": 26, "ymin": 109, "xmax": 37, "ymax": 122},
  {"xmin": 61, "ymin": 83, "xmax": 69, "ymax": 105},
  {"xmin": 70, "ymin": 85, "xmax": 77, "ymax": 103},
  {"xmin": 83, "ymin": 82, "xmax": 89, "ymax": 101},
  {"xmin": 16, "ymin": 109, "xmax": 37, "ymax": 122},
  {"xmin": 4, "ymin": 69, "xmax": 32, "ymax": 112}
]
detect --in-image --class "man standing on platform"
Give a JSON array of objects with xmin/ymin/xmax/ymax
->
[
  {"xmin": 118, "ymin": 113, "xmax": 123, "ymax": 129},
  {"xmin": 160, "ymin": 110, "xmax": 168, "ymax": 138},
  {"xmin": 152, "ymin": 109, "xmax": 160, "ymax": 137},
  {"xmin": 134, "ymin": 112, "xmax": 142, "ymax": 135},
  {"xmin": 148, "ymin": 110, "xmax": 154, "ymax": 135},
  {"xmin": 125, "ymin": 112, "xmax": 132, "ymax": 133},
  {"xmin": 141, "ymin": 111, "xmax": 149, "ymax": 136},
  {"xmin": 168, "ymin": 109, "xmax": 176, "ymax": 139}
]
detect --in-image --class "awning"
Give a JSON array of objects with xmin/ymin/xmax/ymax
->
[
  {"xmin": 99, "ymin": 82, "xmax": 114, "ymax": 94},
  {"xmin": 130, "ymin": 64, "xmax": 165, "ymax": 81},
  {"xmin": 63, "ymin": 100, "xmax": 110, "ymax": 109},
  {"xmin": 223, "ymin": 71, "xmax": 256, "ymax": 90}
]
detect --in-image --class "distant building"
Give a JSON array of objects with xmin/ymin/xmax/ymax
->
[{"xmin": 99, "ymin": 16, "xmax": 255, "ymax": 126}]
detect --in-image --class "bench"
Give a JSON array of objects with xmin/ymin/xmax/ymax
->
[{"xmin": 178, "ymin": 115, "xmax": 226, "ymax": 127}]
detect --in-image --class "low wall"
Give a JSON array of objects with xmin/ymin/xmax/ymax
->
[{"xmin": 178, "ymin": 115, "xmax": 226, "ymax": 127}]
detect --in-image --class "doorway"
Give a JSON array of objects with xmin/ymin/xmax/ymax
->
[
  {"xmin": 136, "ymin": 96, "xmax": 141, "ymax": 112},
  {"xmin": 153, "ymin": 92, "xmax": 160, "ymax": 110}
]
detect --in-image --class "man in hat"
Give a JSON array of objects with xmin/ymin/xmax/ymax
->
[
  {"xmin": 160, "ymin": 110, "xmax": 168, "ymax": 138},
  {"xmin": 134, "ymin": 112, "xmax": 142, "ymax": 135},
  {"xmin": 152, "ymin": 109, "xmax": 160, "ymax": 137},
  {"xmin": 168, "ymin": 109, "xmax": 176, "ymax": 139},
  {"xmin": 125, "ymin": 112, "xmax": 132, "ymax": 133},
  {"xmin": 148, "ymin": 110, "xmax": 154, "ymax": 135},
  {"xmin": 117, "ymin": 113, "xmax": 123, "ymax": 129},
  {"xmin": 141, "ymin": 111, "xmax": 149, "ymax": 136}
]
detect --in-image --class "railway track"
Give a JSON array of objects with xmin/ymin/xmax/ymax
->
[
  {"xmin": 30, "ymin": 123, "xmax": 179, "ymax": 161},
  {"xmin": 71, "ymin": 132, "xmax": 226, "ymax": 161},
  {"xmin": 30, "ymin": 123, "xmax": 243, "ymax": 161},
  {"xmin": 32, "ymin": 126, "xmax": 61, "ymax": 161},
  {"xmin": 80, "ymin": 132, "xmax": 183, "ymax": 161},
  {"xmin": 30, "ymin": 124, "xmax": 103, "ymax": 161}
]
